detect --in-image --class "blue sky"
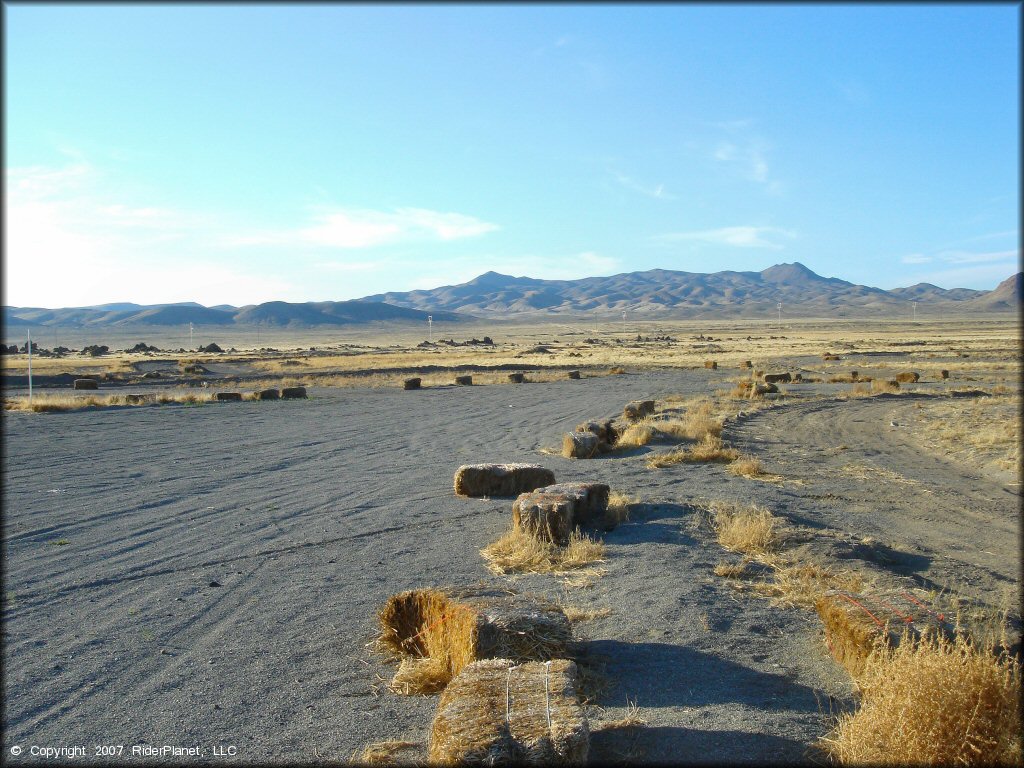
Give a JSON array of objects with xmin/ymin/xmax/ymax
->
[{"xmin": 4, "ymin": 3, "xmax": 1019, "ymax": 307}]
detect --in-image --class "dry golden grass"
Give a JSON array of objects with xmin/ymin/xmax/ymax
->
[
  {"xmin": 3, "ymin": 391, "xmax": 217, "ymax": 412},
  {"xmin": 561, "ymin": 605, "xmax": 612, "ymax": 622},
  {"xmin": 480, "ymin": 527, "xmax": 606, "ymax": 575},
  {"xmin": 820, "ymin": 633, "xmax": 1022, "ymax": 766},
  {"xmin": 751, "ymin": 562, "xmax": 865, "ymax": 609},
  {"xmin": 604, "ymin": 491, "xmax": 637, "ymax": 529},
  {"xmin": 645, "ymin": 434, "xmax": 740, "ymax": 468},
  {"xmin": 353, "ymin": 740, "xmax": 422, "ymax": 765},
  {"xmin": 615, "ymin": 421, "xmax": 656, "ymax": 447},
  {"xmin": 594, "ymin": 699, "xmax": 648, "ymax": 731},
  {"xmin": 708, "ymin": 501, "xmax": 779, "ymax": 557},
  {"xmin": 713, "ymin": 561, "xmax": 749, "ymax": 579},
  {"xmin": 909, "ymin": 393, "xmax": 1021, "ymax": 474},
  {"xmin": 727, "ymin": 455, "xmax": 763, "ymax": 477}
]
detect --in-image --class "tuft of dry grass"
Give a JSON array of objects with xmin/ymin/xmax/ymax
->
[
  {"xmin": 820, "ymin": 633, "xmax": 1022, "ymax": 766},
  {"xmin": 562, "ymin": 605, "xmax": 612, "ymax": 622},
  {"xmin": 645, "ymin": 434, "xmax": 739, "ymax": 468},
  {"xmin": 480, "ymin": 527, "xmax": 606, "ymax": 575},
  {"xmin": 713, "ymin": 561, "xmax": 749, "ymax": 579},
  {"xmin": 4, "ymin": 391, "xmax": 216, "ymax": 412},
  {"xmin": 615, "ymin": 421, "xmax": 655, "ymax": 447},
  {"xmin": 604, "ymin": 491, "xmax": 637, "ymax": 529},
  {"xmin": 353, "ymin": 740, "xmax": 422, "ymax": 765},
  {"xmin": 708, "ymin": 501, "xmax": 778, "ymax": 557},
  {"xmin": 726, "ymin": 454, "xmax": 763, "ymax": 478},
  {"xmin": 752, "ymin": 562, "xmax": 864, "ymax": 608},
  {"xmin": 609, "ymin": 366, "xmax": 627, "ymax": 375}
]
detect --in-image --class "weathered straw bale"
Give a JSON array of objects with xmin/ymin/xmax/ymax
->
[
  {"xmin": 622, "ymin": 400, "xmax": 655, "ymax": 421},
  {"xmin": 704, "ymin": 360, "xmax": 717, "ymax": 369},
  {"xmin": 561, "ymin": 432, "xmax": 599, "ymax": 459},
  {"xmin": 513, "ymin": 492, "xmax": 576, "ymax": 544},
  {"xmin": 575, "ymin": 420, "xmax": 615, "ymax": 446},
  {"xmin": 404, "ymin": 377, "xmax": 422, "ymax": 390},
  {"xmin": 73, "ymin": 378, "xmax": 98, "ymax": 390},
  {"xmin": 822, "ymin": 353, "xmax": 840, "ymax": 361},
  {"xmin": 739, "ymin": 360, "xmax": 753, "ymax": 369},
  {"xmin": 454, "ymin": 464, "xmax": 556, "ymax": 497},
  {"xmin": 255, "ymin": 388, "xmax": 280, "ymax": 400},
  {"xmin": 508, "ymin": 373, "xmax": 525, "ymax": 383},
  {"xmin": 939, "ymin": 369, "xmax": 949, "ymax": 379},
  {"xmin": 455, "ymin": 375, "xmax": 473, "ymax": 386},
  {"xmin": 536, "ymin": 482, "xmax": 609, "ymax": 526},
  {"xmin": 429, "ymin": 658, "xmax": 588, "ymax": 765},
  {"xmin": 216, "ymin": 392, "xmax": 242, "ymax": 402},
  {"xmin": 512, "ymin": 482, "xmax": 611, "ymax": 544},
  {"xmin": 125, "ymin": 393, "xmax": 148, "ymax": 404},
  {"xmin": 566, "ymin": 370, "xmax": 581, "ymax": 379},
  {"xmin": 792, "ymin": 373, "xmax": 803, "ymax": 382},
  {"xmin": 815, "ymin": 589, "xmax": 955, "ymax": 677},
  {"xmin": 281, "ymin": 386, "xmax": 307, "ymax": 399},
  {"xmin": 762, "ymin": 372, "xmax": 792, "ymax": 383},
  {"xmin": 749, "ymin": 382, "xmax": 778, "ymax": 398},
  {"xmin": 379, "ymin": 588, "xmax": 571, "ymax": 696},
  {"xmin": 895, "ymin": 371, "xmax": 920, "ymax": 383}
]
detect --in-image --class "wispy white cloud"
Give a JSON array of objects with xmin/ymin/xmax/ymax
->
[
  {"xmin": 611, "ymin": 171, "xmax": 675, "ymax": 200},
  {"xmin": 901, "ymin": 254, "xmax": 932, "ymax": 264},
  {"xmin": 707, "ymin": 120, "xmax": 780, "ymax": 192},
  {"xmin": 228, "ymin": 207, "xmax": 499, "ymax": 249},
  {"xmin": 655, "ymin": 226, "xmax": 797, "ymax": 250},
  {"xmin": 934, "ymin": 248, "xmax": 1017, "ymax": 265}
]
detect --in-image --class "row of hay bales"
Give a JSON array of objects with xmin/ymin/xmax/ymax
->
[
  {"xmin": 369, "ymin": 464, "xmax": 611, "ymax": 762},
  {"xmin": 219, "ymin": 386, "xmax": 308, "ymax": 401},
  {"xmin": 403, "ymin": 370, "xmax": 583, "ymax": 390},
  {"xmin": 562, "ymin": 399, "xmax": 654, "ymax": 458}
]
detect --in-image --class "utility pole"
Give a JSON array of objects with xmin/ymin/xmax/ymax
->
[
  {"xmin": 621, "ymin": 310, "xmax": 626, "ymax": 336},
  {"xmin": 428, "ymin": 316, "xmax": 433, "ymax": 344},
  {"xmin": 189, "ymin": 322, "xmax": 194, "ymax": 349},
  {"xmin": 27, "ymin": 329, "xmax": 33, "ymax": 402},
  {"xmin": 913, "ymin": 302, "xmax": 917, "ymax": 322},
  {"xmin": 777, "ymin": 302, "xmax": 782, "ymax": 329}
]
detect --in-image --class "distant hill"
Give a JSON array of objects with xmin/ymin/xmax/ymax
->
[
  {"xmin": 2, "ymin": 299, "xmax": 462, "ymax": 329},
  {"xmin": 962, "ymin": 272, "xmax": 1023, "ymax": 312},
  {"xmin": 4, "ymin": 263, "xmax": 1018, "ymax": 328},
  {"xmin": 359, "ymin": 262, "xmax": 1020, "ymax": 318}
]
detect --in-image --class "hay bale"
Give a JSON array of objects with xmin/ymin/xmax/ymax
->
[
  {"xmin": 455, "ymin": 375, "xmax": 473, "ymax": 386},
  {"xmin": 536, "ymin": 482, "xmax": 609, "ymax": 526},
  {"xmin": 429, "ymin": 658, "xmax": 588, "ymax": 765},
  {"xmin": 216, "ymin": 392, "xmax": 242, "ymax": 402},
  {"xmin": 762, "ymin": 372, "xmax": 792, "ymax": 383},
  {"xmin": 704, "ymin": 360, "xmax": 718, "ymax": 370},
  {"xmin": 939, "ymin": 369, "xmax": 949, "ymax": 379},
  {"xmin": 512, "ymin": 482, "xmax": 610, "ymax": 543},
  {"xmin": 815, "ymin": 590, "xmax": 956, "ymax": 678},
  {"xmin": 255, "ymin": 388, "xmax": 280, "ymax": 400},
  {"xmin": 561, "ymin": 432, "xmax": 599, "ymax": 459},
  {"xmin": 281, "ymin": 386, "xmax": 307, "ymax": 399},
  {"xmin": 404, "ymin": 377, "xmax": 422, "ymax": 390},
  {"xmin": 125, "ymin": 393, "xmax": 149, "ymax": 404},
  {"xmin": 508, "ymin": 373, "xmax": 525, "ymax": 383},
  {"xmin": 792, "ymin": 373, "xmax": 802, "ymax": 382},
  {"xmin": 379, "ymin": 588, "xmax": 571, "ymax": 696},
  {"xmin": 740, "ymin": 360, "xmax": 752, "ymax": 369},
  {"xmin": 822, "ymin": 353, "xmax": 840, "ymax": 361},
  {"xmin": 749, "ymin": 382, "xmax": 778, "ymax": 398},
  {"xmin": 513, "ymin": 492, "xmax": 576, "ymax": 544},
  {"xmin": 895, "ymin": 371, "xmax": 920, "ymax": 383},
  {"xmin": 454, "ymin": 464, "xmax": 556, "ymax": 497},
  {"xmin": 622, "ymin": 400, "xmax": 655, "ymax": 421},
  {"xmin": 566, "ymin": 370, "xmax": 581, "ymax": 380},
  {"xmin": 73, "ymin": 378, "xmax": 98, "ymax": 390},
  {"xmin": 575, "ymin": 421, "xmax": 615, "ymax": 446}
]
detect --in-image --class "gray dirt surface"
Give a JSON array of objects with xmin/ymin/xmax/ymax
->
[{"xmin": 2, "ymin": 370, "xmax": 1019, "ymax": 764}]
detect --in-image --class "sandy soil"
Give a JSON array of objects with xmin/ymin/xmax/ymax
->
[{"xmin": 2, "ymin": 370, "xmax": 1019, "ymax": 764}]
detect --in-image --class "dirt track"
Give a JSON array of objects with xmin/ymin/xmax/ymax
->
[{"xmin": 2, "ymin": 371, "xmax": 1019, "ymax": 763}]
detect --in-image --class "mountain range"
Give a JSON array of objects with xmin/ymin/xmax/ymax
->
[{"xmin": 4, "ymin": 263, "xmax": 1019, "ymax": 328}]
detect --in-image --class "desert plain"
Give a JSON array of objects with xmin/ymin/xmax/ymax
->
[{"xmin": 2, "ymin": 316, "xmax": 1020, "ymax": 764}]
